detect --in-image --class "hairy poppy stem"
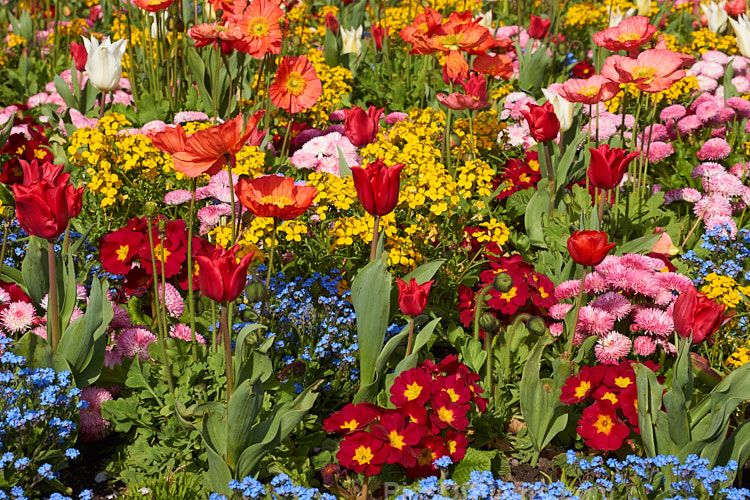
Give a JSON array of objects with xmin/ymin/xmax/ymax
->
[
  {"xmin": 369, "ymin": 215, "xmax": 380, "ymax": 262},
  {"xmin": 47, "ymin": 241, "xmax": 61, "ymax": 354},
  {"xmin": 262, "ymin": 219, "xmax": 279, "ymax": 318},
  {"xmin": 187, "ymin": 178, "xmax": 197, "ymax": 348},
  {"xmin": 565, "ymin": 266, "xmax": 589, "ymax": 369},
  {"xmin": 472, "ymin": 283, "xmax": 493, "ymax": 342}
]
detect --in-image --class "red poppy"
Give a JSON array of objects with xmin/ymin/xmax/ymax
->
[
  {"xmin": 148, "ymin": 125, "xmax": 188, "ymax": 155},
  {"xmin": 396, "ymin": 277, "xmax": 433, "ymax": 317},
  {"xmin": 322, "ymin": 402, "xmax": 382, "ymax": 435},
  {"xmin": 587, "ymin": 145, "xmax": 639, "ymax": 190},
  {"xmin": 269, "ymin": 56, "xmax": 322, "ymax": 114},
  {"xmin": 673, "ymin": 285, "xmax": 727, "ymax": 343},
  {"xmin": 437, "ymin": 74, "xmax": 490, "ymax": 111},
  {"xmin": 344, "ymin": 105, "xmax": 382, "ymax": 147},
  {"xmin": 528, "ymin": 15, "xmax": 551, "ymax": 39},
  {"xmin": 70, "ymin": 42, "xmax": 88, "ymax": 71},
  {"xmin": 194, "ymin": 244, "xmax": 253, "ymax": 303},
  {"xmin": 337, "ymin": 432, "xmax": 388, "ymax": 476},
  {"xmin": 559, "ymin": 365, "xmax": 603, "ymax": 405},
  {"xmin": 520, "ymin": 101, "xmax": 560, "ymax": 143},
  {"xmin": 132, "ymin": 0, "xmax": 174, "ymax": 12},
  {"xmin": 390, "ymin": 367, "xmax": 432, "ymax": 407},
  {"xmin": 399, "ymin": 7, "xmax": 444, "ymax": 52},
  {"xmin": 566, "ymin": 230, "xmax": 616, "ymax": 267},
  {"xmin": 171, "ymin": 112, "xmax": 264, "ymax": 178},
  {"xmin": 350, "ymin": 159, "xmax": 404, "ymax": 216},
  {"xmin": 228, "ymin": 0, "xmax": 284, "ymax": 57},
  {"xmin": 235, "ymin": 175, "xmax": 317, "ymax": 220},
  {"xmin": 12, "ymin": 178, "xmax": 83, "ymax": 241},
  {"xmin": 100, "ymin": 228, "xmax": 144, "ymax": 275},
  {"xmin": 429, "ymin": 391, "xmax": 469, "ymax": 431},
  {"xmin": 428, "ymin": 16, "xmax": 493, "ymax": 80},
  {"xmin": 369, "ymin": 413, "xmax": 424, "ymax": 467},
  {"xmin": 576, "ymin": 400, "xmax": 630, "ymax": 451},
  {"xmin": 188, "ymin": 23, "xmax": 243, "ymax": 49},
  {"xmin": 472, "ymin": 54, "xmax": 513, "ymax": 79}
]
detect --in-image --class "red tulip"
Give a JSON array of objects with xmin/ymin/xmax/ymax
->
[
  {"xmin": 587, "ymin": 145, "xmax": 639, "ymax": 190},
  {"xmin": 195, "ymin": 244, "xmax": 254, "ymax": 303},
  {"xmin": 397, "ymin": 277, "xmax": 434, "ymax": 316},
  {"xmin": 673, "ymin": 285, "xmax": 726, "ymax": 343},
  {"xmin": 566, "ymin": 230, "xmax": 616, "ymax": 267},
  {"xmin": 520, "ymin": 102, "xmax": 560, "ymax": 143},
  {"xmin": 350, "ymin": 159, "xmax": 404, "ymax": 216},
  {"xmin": 344, "ymin": 105, "xmax": 383, "ymax": 147},
  {"xmin": 70, "ymin": 42, "xmax": 88, "ymax": 72},
  {"xmin": 436, "ymin": 74, "xmax": 489, "ymax": 111},
  {"xmin": 12, "ymin": 179, "xmax": 83, "ymax": 240},
  {"xmin": 528, "ymin": 15, "xmax": 551, "ymax": 39},
  {"xmin": 324, "ymin": 12, "xmax": 339, "ymax": 35},
  {"xmin": 17, "ymin": 159, "xmax": 66, "ymax": 186},
  {"xmin": 373, "ymin": 26, "xmax": 389, "ymax": 50}
]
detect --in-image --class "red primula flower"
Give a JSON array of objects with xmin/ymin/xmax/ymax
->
[
  {"xmin": 322, "ymin": 403, "xmax": 382, "ymax": 435},
  {"xmin": 527, "ymin": 272, "xmax": 556, "ymax": 309},
  {"xmin": 445, "ymin": 430, "xmax": 468, "ymax": 461},
  {"xmin": 432, "ymin": 374, "xmax": 472, "ymax": 406},
  {"xmin": 602, "ymin": 363, "xmax": 636, "ymax": 392},
  {"xmin": 100, "ymin": 228, "xmax": 144, "ymax": 275},
  {"xmin": 560, "ymin": 365, "xmax": 604, "ymax": 405},
  {"xmin": 619, "ymin": 385, "xmax": 639, "ymax": 430},
  {"xmin": 593, "ymin": 385, "xmax": 620, "ymax": 407},
  {"xmin": 400, "ymin": 401, "xmax": 429, "ymax": 426},
  {"xmin": 390, "ymin": 367, "xmax": 432, "ymax": 407},
  {"xmin": 487, "ymin": 273, "xmax": 530, "ymax": 315},
  {"xmin": 337, "ymin": 432, "xmax": 388, "ymax": 476},
  {"xmin": 137, "ymin": 218, "xmax": 188, "ymax": 279},
  {"xmin": 429, "ymin": 391, "xmax": 469, "ymax": 431},
  {"xmin": 369, "ymin": 413, "xmax": 425, "ymax": 467},
  {"xmin": 576, "ymin": 400, "xmax": 630, "ymax": 451},
  {"xmin": 457, "ymin": 284, "xmax": 477, "ymax": 327},
  {"xmin": 407, "ymin": 436, "xmax": 450, "ymax": 479}
]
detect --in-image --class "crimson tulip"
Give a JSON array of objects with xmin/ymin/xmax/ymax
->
[
  {"xmin": 437, "ymin": 74, "xmax": 489, "ymax": 111},
  {"xmin": 12, "ymin": 179, "xmax": 83, "ymax": 241},
  {"xmin": 17, "ymin": 159, "xmax": 66, "ymax": 186},
  {"xmin": 673, "ymin": 285, "xmax": 726, "ymax": 343},
  {"xmin": 397, "ymin": 278, "xmax": 434, "ymax": 316},
  {"xmin": 324, "ymin": 12, "xmax": 339, "ymax": 35},
  {"xmin": 70, "ymin": 42, "xmax": 88, "ymax": 72},
  {"xmin": 344, "ymin": 105, "xmax": 383, "ymax": 147},
  {"xmin": 520, "ymin": 102, "xmax": 560, "ymax": 143},
  {"xmin": 350, "ymin": 159, "xmax": 404, "ymax": 216},
  {"xmin": 587, "ymin": 145, "xmax": 639, "ymax": 190},
  {"xmin": 566, "ymin": 230, "xmax": 616, "ymax": 267},
  {"xmin": 373, "ymin": 26, "xmax": 389, "ymax": 50},
  {"xmin": 195, "ymin": 244, "xmax": 253, "ymax": 303},
  {"xmin": 528, "ymin": 15, "xmax": 551, "ymax": 39}
]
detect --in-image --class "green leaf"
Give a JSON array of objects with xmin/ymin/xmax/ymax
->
[
  {"xmin": 227, "ymin": 379, "xmax": 264, "ymax": 469},
  {"xmin": 21, "ymin": 236, "xmax": 49, "ymax": 305},
  {"xmin": 12, "ymin": 330, "xmax": 53, "ymax": 368},
  {"xmin": 452, "ymin": 448, "xmax": 497, "ymax": 484},
  {"xmin": 616, "ymin": 233, "xmax": 661, "ymax": 256},
  {"xmin": 351, "ymin": 252, "xmax": 392, "ymax": 400},
  {"xmin": 336, "ymin": 144, "xmax": 352, "ymax": 177},
  {"xmin": 54, "ymin": 75, "xmax": 77, "ymax": 109},
  {"xmin": 403, "ymin": 259, "xmax": 445, "ymax": 284},
  {"xmin": 354, "ymin": 323, "xmax": 409, "ymax": 404},
  {"xmin": 525, "ymin": 187, "xmax": 549, "ymax": 249},
  {"xmin": 391, "ymin": 318, "xmax": 440, "ymax": 378},
  {"xmin": 461, "ymin": 338, "xmax": 487, "ymax": 374},
  {"xmin": 324, "ymin": 27, "xmax": 340, "ymax": 67}
]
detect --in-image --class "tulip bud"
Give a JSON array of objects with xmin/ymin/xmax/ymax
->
[
  {"xmin": 492, "ymin": 272, "xmax": 513, "ymax": 293},
  {"xmin": 82, "ymin": 36, "xmax": 127, "ymax": 93},
  {"xmin": 341, "ymin": 25, "xmax": 363, "ymax": 57},
  {"xmin": 478, "ymin": 313, "xmax": 500, "ymax": 333},
  {"xmin": 526, "ymin": 316, "xmax": 547, "ymax": 336},
  {"xmin": 245, "ymin": 281, "xmax": 267, "ymax": 303}
]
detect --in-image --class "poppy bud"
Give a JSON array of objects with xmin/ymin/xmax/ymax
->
[
  {"xmin": 492, "ymin": 272, "xmax": 513, "ymax": 293},
  {"xmin": 240, "ymin": 308, "xmax": 257, "ymax": 322},
  {"xmin": 193, "ymin": 297, "xmax": 205, "ymax": 316},
  {"xmin": 245, "ymin": 281, "xmax": 267, "ymax": 303},
  {"xmin": 144, "ymin": 201, "xmax": 158, "ymax": 217},
  {"xmin": 526, "ymin": 316, "xmax": 547, "ymax": 336},
  {"xmin": 479, "ymin": 313, "xmax": 500, "ymax": 333}
]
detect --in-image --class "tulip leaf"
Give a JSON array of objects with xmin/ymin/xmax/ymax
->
[
  {"xmin": 0, "ymin": 111, "xmax": 15, "ymax": 148},
  {"xmin": 21, "ymin": 236, "xmax": 49, "ymax": 305},
  {"xmin": 391, "ymin": 317, "xmax": 441, "ymax": 381},
  {"xmin": 354, "ymin": 323, "xmax": 409, "ymax": 404},
  {"xmin": 336, "ymin": 144, "xmax": 352, "ymax": 177},
  {"xmin": 11, "ymin": 330, "xmax": 53, "ymax": 369},
  {"xmin": 724, "ymin": 62, "xmax": 739, "ymax": 100},
  {"xmin": 324, "ymin": 27, "xmax": 339, "ymax": 68},
  {"xmin": 403, "ymin": 259, "xmax": 445, "ymax": 285},
  {"xmin": 54, "ymin": 75, "xmax": 77, "ymax": 109},
  {"xmin": 186, "ymin": 48, "xmax": 213, "ymax": 112},
  {"xmin": 524, "ymin": 186, "xmax": 549, "ymax": 249},
  {"xmin": 615, "ymin": 233, "xmax": 661, "ymax": 256},
  {"xmin": 227, "ymin": 379, "xmax": 264, "ymax": 469}
]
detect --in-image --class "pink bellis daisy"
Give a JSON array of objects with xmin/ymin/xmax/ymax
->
[
  {"xmin": 0, "ymin": 301, "xmax": 36, "ymax": 334},
  {"xmin": 158, "ymin": 283, "xmax": 185, "ymax": 318},
  {"xmin": 170, "ymin": 323, "xmax": 207, "ymax": 344},
  {"xmin": 115, "ymin": 326, "xmax": 157, "ymax": 361},
  {"xmin": 595, "ymin": 331, "xmax": 632, "ymax": 364},
  {"xmin": 697, "ymin": 138, "xmax": 731, "ymax": 161},
  {"xmin": 79, "ymin": 387, "xmax": 113, "ymax": 442},
  {"xmin": 633, "ymin": 335, "xmax": 657, "ymax": 356}
]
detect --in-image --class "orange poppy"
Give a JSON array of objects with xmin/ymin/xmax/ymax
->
[
  {"xmin": 235, "ymin": 175, "xmax": 317, "ymax": 220},
  {"xmin": 399, "ymin": 7, "xmax": 444, "ymax": 54},
  {"xmin": 132, "ymin": 0, "xmax": 174, "ymax": 12},
  {"xmin": 269, "ymin": 56, "xmax": 322, "ymax": 114},
  {"xmin": 148, "ymin": 125, "xmax": 189, "ymax": 155},
  {"xmin": 170, "ymin": 111, "xmax": 265, "ymax": 178},
  {"xmin": 188, "ymin": 23, "xmax": 243, "ymax": 49},
  {"xmin": 228, "ymin": 0, "xmax": 284, "ymax": 58},
  {"xmin": 430, "ymin": 15, "xmax": 494, "ymax": 79}
]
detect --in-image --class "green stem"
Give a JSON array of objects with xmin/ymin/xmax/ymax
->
[
  {"xmin": 564, "ymin": 266, "xmax": 589, "ymax": 367},
  {"xmin": 146, "ymin": 217, "xmax": 174, "ymax": 394},
  {"xmin": 47, "ymin": 240, "xmax": 61, "ymax": 354},
  {"xmin": 226, "ymin": 157, "xmax": 237, "ymax": 244},
  {"xmin": 221, "ymin": 303, "xmax": 233, "ymax": 401},
  {"xmin": 369, "ymin": 215, "xmax": 380, "ymax": 262},
  {"xmin": 261, "ymin": 218, "xmax": 278, "ymax": 318},
  {"xmin": 187, "ymin": 178, "xmax": 197, "ymax": 346},
  {"xmin": 405, "ymin": 317, "xmax": 415, "ymax": 357},
  {"xmin": 468, "ymin": 111, "xmax": 476, "ymax": 160},
  {"xmin": 472, "ymin": 284, "xmax": 493, "ymax": 342},
  {"xmin": 0, "ymin": 220, "xmax": 9, "ymax": 272}
]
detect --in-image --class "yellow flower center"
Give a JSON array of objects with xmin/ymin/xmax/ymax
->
[
  {"xmin": 342, "ymin": 419, "xmax": 359, "ymax": 432},
  {"xmin": 388, "ymin": 430, "xmax": 405, "ymax": 450},
  {"xmin": 438, "ymin": 33, "xmax": 464, "ymax": 50},
  {"xmin": 284, "ymin": 72, "xmax": 307, "ymax": 96},
  {"xmin": 601, "ymin": 392, "xmax": 618, "ymax": 405},
  {"xmin": 353, "ymin": 445, "xmax": 374, "ymax": 465},
  {"xmin": 448, "ymin": 439, "xmax": 457, "ymax": 454},
  {"xmin": 446, "ymin": 388, "xmax": 460, "ymax": 403},
  {"xmin": 574, "ymin": 380, "xmax": 591, "ymax": 399},
  {"xmin": 614, "ymin": 376, "xmax": 632, "ymax": 389},
  {"xmin": 116, "ymin": 245, "xmax": 130, "ymax": 262},
  {"xmin": 260, "ymin": 195, "xmax": 293, "ymax": 208},
  {"xmin": 631, "ymin": 66, "xmax": 657, "ymax": 81},
  {"xmin": 437, "ymin": 406, "xmax": 455, "ymax": 424},
  {"xmin": 34, "ymin": 149, "xmax": 47, "ymax": 159},
  {"xmin": 248, "ymin": 17, "xmax": 270, "ymax": 37},
  {"xmin": 404, "ymin": 382, "xmax": 423, "ymax": 401},
  {"xmin": 500, "ymin": 287, "xmax": 518, "ymax": 301},
  {"xmin": 153, "ymin": 243, "xmax": 171, "ymax": 263},
  {"xmin": 616, "ymin": 32, "xmax": 641, "ymax": 42},
  {"xmin": 593, "ymin": 414, "xmax": 614, "ymax": 435},
  {"xmin": 577, "ymin": 85, "xmax": 600, "ymax": 97}
]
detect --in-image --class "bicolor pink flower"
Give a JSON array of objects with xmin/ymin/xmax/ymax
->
[
  {"xmin": 173, "ymin": 111, "xmax": 209, "ymax": 124},
  {"xmin": 704, "ymin": 172, "xmax": 745, "ymax": 197},
  {"xmin": 634, "ymin": 308, "xmax": 674, "ymax": 337},
  {"xmin": 290, "ymin": 131, "xmax": 361, "ymax": 176},
  {"xmin": 595, "ymin": 331, "xmax": 632, "ymax": 364},
  {"xmin": 163, "ymin": 189, "xmax": 195, "ymax": 205},
  {"xmin": 197, "ymin": 204, "xmax": 233, "ymax": 235},
  {"xmin": 697, "ymin": 138, "xmax": 731, "ymax": 160},
  {"xmin": 695, "ymin": 99, "xmax": 723, "ymax": 122},
  {"xmin": 169, "ymin": 323, "xmax": 207, "ymax": 345},
  {"xmin": 549, "ymin": 303, "xmax": 574, "ymax": 320},
  {"xmin": 694, "ymin": 195, "xmax": 733, "ymax": 219},
  {"xmin": 115, "ymin": 326, "xmax": 157, "ymax": 361},
  {"xmin": 619, "ymin": 254, "xmax": 665, "ymax": 272},
  {"xmin": 0, "ymin": 289, "xmax": 10, "ymax": 306},
  {"xmin": 583, "ymin": 272, "xmax": 609, "ymax": 295},
  {"xmin": 79, "ymin": 387, "xmax": 113, "ymax": 442},
  {"xmin": 702, "ymin": 50, "xmax": 729, "ymax": 65},
  {"xmin": 549, "ymin": 322, "xmax": 564, "ymax": 337},
  {"xmin": 727, "ymin": 97, "xmax": 750, "ymax": 118},
  {"xmin": 660, "ymin": 104, "xmax": 687, "ymax": 122},
  {"xmin": 158, "ymin": 283, "xmax": 185, "ymax": 318},
  {"xmin": 555, "ymin": 280, "xmax": 581, "ymax": 300},
  {"xmin": 103, "ymin": 347, "xmax": 123, "ymax": 369},
  {"xmin": 385, "ymin": 112, "xmax": 409, "ymax": 124},
  {"xmin": 705, "ymin": 216, "xmax": 738, "ymax": 237},
  {"xmin": 633, "ymin": 336, "xmax": 657, "ymax": 356},
  {"xmin": 730, "ymin": 162, "xmax": 750, "ymax": 177},
  {"xmin": 678, "ymin": 187, "xmax": 704, "ymax": 203},
  {"xmin": 648, "ymin": 141, "xmax": 674, "ymax": 162},
  {"xmin": 328, "ymin": 110, "xmax": 345, "ymax": 121},
  {"xmin": 692, "ymin": 162, "xmax": 726, "ymax": 179},
  {"xmin": 592, "ymin": 292, "xmax": 632, "ymax": 320},
  {"xmin": 733, "ymin": 76, "xmax": 750, "ymax": 94},
  {"xmin": 0, "ymin": 302, "xmax": 36, "ymax": 333},
  {"xmin": 578, "ymin": 306, "xmax": 616, "ymax": 336},
  {"xmin": 677, "ymin": 115, "xmax": 704, "ymax": 136},
  {"xmin": 110, "ymin": 304, "xmax": 133, "ymax": 329}
]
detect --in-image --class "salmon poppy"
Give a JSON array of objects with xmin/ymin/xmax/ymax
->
[
  {"xmin": 148, "ymin": 125, "xmax": 188, "ymax": 156},
  {"xmin": 429, "ymin": 16, "xmax": 494, "ymax": 79},
  {"xmin": 269, "ymin": 56, "xmax": 322, "ymax": 114},
  {"xmin": 592, "ymin": 16, "xmax": 657, "ymax": 53},
  {"xmin": 234, "ymin": 175, "xmax": 317, "ymax": 220},
  {"xmin": 557, "ymin": 75, "xmax": 622, "ymax": 104},
  {"xmin": 171, "ymin": 112, "xmax": 264, "ymax": 178},
  {"xmin": 602, "ymin": 49, "xmax": 687, "ymax": 93},
  {"xmin": 132, "ymin": 0, "xmax": 174, "ymax": 12},
  {"xmin": 228, "ymin": 0, "xmax": 284, "ymax": 57},
  {"xmin": 188, "ymin": 23, "xmax": 243, "ymax": 49}
]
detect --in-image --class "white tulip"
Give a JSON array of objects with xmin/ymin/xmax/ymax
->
[
  {"xmin": 477, "ymin": 10, "xmax": 493, "ymax": 30},
  {"xmin": 542, "ymin": 88, "xmax": 575, "ymax": 132},
  {"xmin": 341, "ymin": 25, "xmax": 363, "ymax": 57},
  {"xmin": 701, "ymin": 1, "xmax": 728, "ymax": 33},
  {"xmin": 82, "ymin": 37, "xmax": 127, "ymax": 93},
  {"xmin": 607, "ymin": 6, "xmax": 636, "ymax": 27},
  {"xmin": 730, "ymin": 14, "xmax": 750, "ymax": 58},
  {"xmin": 635, "ymin": 0, "xmax": 651, "ymax": 16}
]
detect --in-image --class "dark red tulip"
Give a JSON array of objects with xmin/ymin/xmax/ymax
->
[
  {"xmin": 12, "ymin": 179, "xmax": 84, "ymax": 240},
  {"xmin": 195, "ymin": 244, "xmax": 254, "ymax": 303},
  {"xmin": 70, "ymin": 41, "xmax": 88, "ymax": 71},
  {"xmin": 587, "ymin": 145, "xmax": 639, "ymax": 190},
  {"xmin": 397, "ymin": 277, "xmax": 433, "ymax": 316},
  {"xmin": 673, "ymin": 285, "xmax": 726, "ymax": 343},
  {"xmin": 344, "ymin": 105, "xmax": 383, "ymax": 147},
  {"xmin": 566, "ymin": 230, "xmax": 616, "ymax": 267},
  {"xmin": 520, "ymin": 101, "xmax": 560, "ymax": 143},
  {"xmin": 324, "ymin": 12, "xmax": 339, "ymax": 35},
  {"xmin": 373, "ymin": 26, "xmax": 389, "ymax": 50},
  {"xmin": 436, "ymin": 74, "xmax": 489, "ymax": 111},
  {"xmin": 528, "ymin": 15, "xmax": 551, "ymax": 39},
  {"xmin": 17, "ymin": 159, "xmax": 66, "ymax": 186},
  {"xmin": 350, "ymin": 159, "xmax": 404, "ymax": 216}
]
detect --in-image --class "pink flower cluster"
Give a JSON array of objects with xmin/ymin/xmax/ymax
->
[
  {"xmin": 691, "ymin": 51, "xmax": 750, "ymax": 95},
  {"xmin": 290, "ymin": 131, "xmax": 361, "ymax": 175},
  {"xmin": 551, "ymin": 254, "xmax": 693, "ymax": 364}
]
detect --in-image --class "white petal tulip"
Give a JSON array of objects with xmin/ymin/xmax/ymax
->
[
  {"xmin": 477, "ymin": 10, "xmax": 493, "ymax": 30},
  {"xmin": 701, "ymin": 1, "xmax": 728, "ymax": 33},
  {"xmin": 730, "ymin": 15, "xmax": 750, "ymax": 58},
  {"xmin": 341, "ymin": 25, "xmax": 363, "ymax": 57},
  {"xmin": 635, "ymin": 0, "xmax": 651, "ymax": 16},
  {"xmin": 542, "ymin": 88, "xmax": 575, "ymax": 132},
  {"xmin": 82, "ymin": 36, "xmax": 127, "ymax": 93},
  {"xmin": 607, "ymin": 6, "xmax": 635, "ymax": 27}
]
